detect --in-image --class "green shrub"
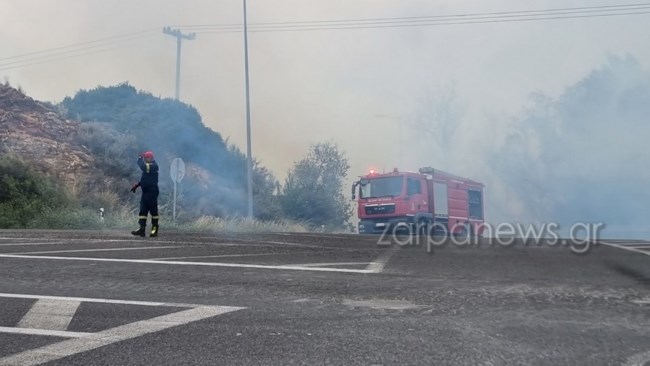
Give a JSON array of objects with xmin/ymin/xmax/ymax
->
[{"xmin": 0, "ymin": 156, "xmax": 70, "ymax": 228}]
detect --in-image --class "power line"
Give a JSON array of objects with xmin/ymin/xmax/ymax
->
[
  {"xmin": 0, "ymin": 30, "xmax": 159, "ymax": 72},
  {"xmin": 0, "ymin": 38, "xmax": 156, "ymax": 72},
  {"xmin": 189, "ymin": 10, "xmax": 650, "ymax": 34},
  {"xmin": 0, "ymin": 28, "xmax": 159, "ymax": 63},
  {"xmin": 247, "ymin": 9, "xmax": 650, "ymax": 33},
  {"xmin": 0, "ymin": 32, "xmax": 157, "ymax": 69},
  {"xmin": 2, "ymin": 3, "xmax": 649, "ymax": 71},
  {"xmin": 173, "ymin": 2, "xmax": 650, "ymax": 31},
  {"xmin": 256, "ymin": 5, "xmax": 650, "ymax": 28}
]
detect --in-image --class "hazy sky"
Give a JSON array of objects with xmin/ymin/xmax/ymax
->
[{"xmin": 2, "ymin": 0, "xmax": 650, "ymax": 231}]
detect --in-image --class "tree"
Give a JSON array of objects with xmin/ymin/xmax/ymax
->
[
  {"xmin": 281, "ymin": 142, "xmax": 352, "ymax": 230},
  {"xmin": 252, "ymin": 163, "xmax": 282, "ymax": 220},
  {"xmin": 411, "ymin": 83, "xmax": 466, "ymax": 162},
  {"xmin": 489, "ymin": 55, "xmax": 650, "ymax": 228}
]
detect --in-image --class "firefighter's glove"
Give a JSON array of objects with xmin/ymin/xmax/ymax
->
[{"xmin": 130, "ymin": 183, "xmax": 140, "ymax": 193}]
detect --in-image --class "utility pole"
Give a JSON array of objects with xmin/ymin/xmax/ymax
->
[
  {"xmin": 243, "ymin": 0, "xmax": 254, "ymax": 218},
  {"xmin": 163, "ymin": 27, "xmax": 195, "ymax": 100}
]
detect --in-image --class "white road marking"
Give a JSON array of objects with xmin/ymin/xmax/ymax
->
[
  {"xmin": 150, "ymin": 252, "xmax": 312, "ymax": 261},
  {"xmin": 599, "ymin": 242, "xmax": 650, "ymax": 256},
  {"xmin": 277, "ymin": 233, "xmax": 352, "ymax": 239},
  {"xmin": 343, "ymin": 299, "xmax": 422, "ymax": 310},
  {"xmin": 0, "ymin": 239, "xmax": 142, "ymax": 247},
  {"xmin": 108, "ymin": 239, "xmax": 320, "ymax": 249},
  {"xmin": 0, "ymin": 253, "xmax": 381, "ymax": 273},
  {"xmin": 291, "ymin": 262, "xmax": 372, "ymax": 267},
  {"xmin": 630, "ymin": 299, "xmax": 650, "ymax": 305},
  {"xmin": 0, "ymin": 238, "xmax": 132, "ymax": 242},
  {"xmin": 13, "ymin": 246, "xmax": 184, "ymax": 255},
  {"xmin": 149, "ymin": 247, "xmax": 374, "ymax": 262},
  {"xmin": 0, "ymin": 237, "xmax": 62, "ymax": 241},
  {"xmin": 0, "ymin": 305, "xmax": 244, "ymax": 366},
  {"xmin": 0, "ymin": 242, "xmax": 68, "ymax": 247},
  {"xmin": 17, "ymin": 299, "xmax": 80, "ymax": 331},
  {"xmin": 365, "ymin": 245, "xmax": 399, "ymax": 273},
  {"xmin": 0, "ymin": 326, "xmax": 90, "ymax": 338},
  {"xmin": 0, "ymin": 293, "xmax": 204, "ymax": 308},
  {"xmin": 623, "ymin": 349, "xmax": 650, "ymax": 366},
  {"xmin": 0, "ymin": 237, "xmax": 333, "ymax": 250},
  {"xmin": 261, "ymin": 241, "xmax": 325, "ymax": 249},
  {"xmin": 137, "ymin": 237, "xmax": 325, "ymax": 248}
]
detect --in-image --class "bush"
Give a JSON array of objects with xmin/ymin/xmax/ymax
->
[{"xmin": 0, "ymin": 156, "xmax": 71, "ymax": 228}]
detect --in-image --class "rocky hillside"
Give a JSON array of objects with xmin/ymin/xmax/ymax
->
[
  {"xmin": 0, "ymin": 83, "xmax": 284, "ymax": 220},
  {"xmin": 0, "ymin": 84, "xmax": 94, "ymax": 186}
]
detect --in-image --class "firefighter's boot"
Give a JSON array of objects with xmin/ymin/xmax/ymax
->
[
  {"xmin": 131, "ymin": 226, "xmax": 146, "ymax": 237},
  {"xmin": 150, "ymin": 225, "xmax": 159, "ymax": 238}
]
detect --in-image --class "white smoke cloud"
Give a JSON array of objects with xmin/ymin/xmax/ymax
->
[
  {"xmin": 2, "ymin": 1, "xmax": 650, "ymax": 235},
  {"xmin": 400, "ymin": 55, "xmax": 650, "ymax": 238}
]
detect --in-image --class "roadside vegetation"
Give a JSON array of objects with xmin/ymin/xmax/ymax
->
[{"xmin": 0, "ymin": 84, "xmax": 352, "ymax": 233}]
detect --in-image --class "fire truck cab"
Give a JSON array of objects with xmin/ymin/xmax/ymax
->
[{"xmin": 352, "ymin": 167, "xmax": 485, "ymax": 236}]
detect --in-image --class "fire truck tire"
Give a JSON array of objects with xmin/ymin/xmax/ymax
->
[
  {"xmin": 457, "ymin": 224, "xmax": 468, "ymax": 237},
  {"xmin": 468, "ymin": 224, "xmax": 475, "ymax": 239},
  {"xmin": 416, "ymin": 219, "xmax": 430, "ymax": 237},
  {"xmin": 359, "ymin": 227, "xmax": 373, "ymax": 235}
]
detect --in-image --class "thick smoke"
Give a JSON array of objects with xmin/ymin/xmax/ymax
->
[
  {"xmin": 490, "ymin": 55, "xmax": 650, "ymax": 238},
  {"xmin": 407, "ymin": 55, "xmax": 650, "ymax": 238},
  {"xmin": 62, "ymin": 84, "xmax": 273, "ymax": 219}
]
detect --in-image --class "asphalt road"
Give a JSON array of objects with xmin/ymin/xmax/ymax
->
[{"xmin": 0, "ymin": 229, "xmax": 648, "ymax": 365}]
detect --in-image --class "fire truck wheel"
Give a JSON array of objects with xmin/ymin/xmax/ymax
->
[
  {"xmin": 467, "ymin": 224, "xmax": 475, "ymax": 239},
  {"xmin": 457, "ymin": 224, "xmax": 468, "ymax": 237},
  {"xmin": 417, "ymin": 219, "xmax": 430, "ymax": 237}
]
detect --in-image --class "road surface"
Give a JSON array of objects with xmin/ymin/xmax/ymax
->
[{"xmin": 0, "ymin": 230, "xmax": 648, "ymax": 365}]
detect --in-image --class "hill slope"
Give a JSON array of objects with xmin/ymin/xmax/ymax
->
[
  {"xmin": 0, "ymin": 83, "xmax": 281, "ymax": 221},
  {"xmin": 60, "ymin": 83, "xmax": 280, "ymax": 219},
  {"xmin": 0, "ymin": 84, "xmax": 95, "ymax": 186}
]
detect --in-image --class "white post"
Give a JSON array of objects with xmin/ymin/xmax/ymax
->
[
  {"xmin": 173, "ymin": 180, "xmax": 177, "ymax": 223},
  {"xmin": 243, "ymin": 0, "xmax": 254, "ymax": 218}
]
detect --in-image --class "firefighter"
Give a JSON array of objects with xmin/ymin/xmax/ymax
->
[{"xmin": 130, "ymin": 150, "xmax": 159, "ymax": 237}]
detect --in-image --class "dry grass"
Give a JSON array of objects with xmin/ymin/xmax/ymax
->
[
  {"xmin": 181, "ymin": 215, "xmax": 309, "ymax": 233},
  {"xmin": 84, "ymin": 206, "xmax": 310, "ymax": 233}
]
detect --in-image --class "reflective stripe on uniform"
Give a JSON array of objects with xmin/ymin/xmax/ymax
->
[
  {"xmin": 145, "ymin": 163, "xmax": 151, "ymax": 173},
  {"xmin": 152, "ymin": 216, "xmax": 159, "ymax": 219},
  {"xmin": 138, "ymin": 216, "xmax": 148, "ymax": 219}
]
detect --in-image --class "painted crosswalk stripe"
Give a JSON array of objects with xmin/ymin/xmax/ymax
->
[
  {"xmin": 0, "ymin": 326, "xmax": 90, "ymax": 338},
  {"xmin": 17, "ymin": 299, "xmax": 80, "ymax": 331},
  {"xmin": 0, "ymin": 293, "xmax": 204, "ymax": 308},
  {"xmin": 0, "ymin": 305, "xmax": 244, "ymax": 366}
]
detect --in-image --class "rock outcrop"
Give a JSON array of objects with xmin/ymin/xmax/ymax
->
[{"xmin": 0, "ymin": 84, "xmax": 94, "ymax": 186}]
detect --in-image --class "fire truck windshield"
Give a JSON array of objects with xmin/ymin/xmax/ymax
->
[{"xmin": 360, "ymin": 176, "xmax": 403, "ymax": 198}]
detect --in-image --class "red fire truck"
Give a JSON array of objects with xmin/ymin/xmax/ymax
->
[{"xmin": 351, "ymin": 167, "xmax": 485, "ymax": 236}]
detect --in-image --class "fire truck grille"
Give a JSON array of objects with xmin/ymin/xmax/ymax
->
[{"xmin": 364, "ymin": 204, "xmax": 396, "ymax": 215}]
